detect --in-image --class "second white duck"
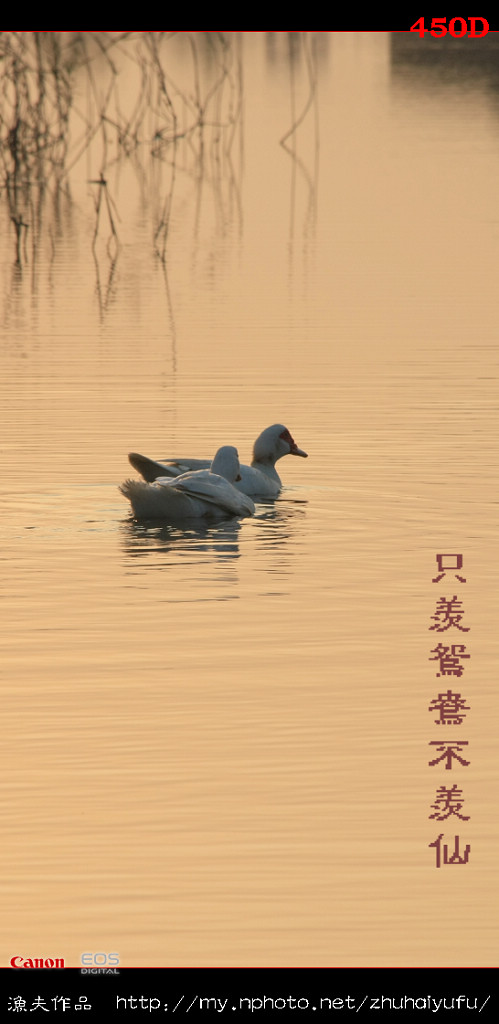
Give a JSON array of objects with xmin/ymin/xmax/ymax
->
[
  {"xmin": 120, "ymin": 446, "xmax": 255, "ymax": 521},
  {"xmin": 128, "ymin": 423, "xmax": 308, "ymax": 498}
]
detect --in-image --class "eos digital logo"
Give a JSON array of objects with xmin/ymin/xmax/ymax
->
[{"xmin": 80, "ymin": 952, "xmax": 120, "ymax": 974}]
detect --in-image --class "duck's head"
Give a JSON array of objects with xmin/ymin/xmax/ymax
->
[
  {"xmin": 210, "ymin": 445, "xmax": 242, "ymax": 483},
  {"xmin": 253, "ymin": 424, "xmax": 308, "ymax": 465}
]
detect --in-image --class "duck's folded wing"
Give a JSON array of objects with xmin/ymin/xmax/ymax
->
[
  {"xmin": 175, "ymin": 476, "xmax": 255, "ymax": 517},
  {"xmin": 128, "ymin": 453, "xmax": 210, "ymax": 482},
  {"xmin": 154, "ymin": 469, "xmax": 211, "ymax": 488}
]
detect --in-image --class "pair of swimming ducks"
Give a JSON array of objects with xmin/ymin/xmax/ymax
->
[{"xmin": 120, "ymin": 424, "xmax": 308, "ymax": 521}]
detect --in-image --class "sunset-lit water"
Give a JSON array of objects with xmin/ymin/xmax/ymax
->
[{"xmin": 1, "ymin": 32, "xmax": 498, "ymax": 968}]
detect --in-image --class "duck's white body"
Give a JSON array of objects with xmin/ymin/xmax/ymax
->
[
  {"xmin": 128, "ymin": 424, "xmax": 308, "ymax": 498},
  {"xmin": 120, "ymin": 446, "xmax": 255, "ymax": 521}
]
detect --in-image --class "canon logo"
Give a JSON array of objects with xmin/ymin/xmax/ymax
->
[{"xmin": 10, "ymin": 956, "xmax": 65, "ymax": 969}]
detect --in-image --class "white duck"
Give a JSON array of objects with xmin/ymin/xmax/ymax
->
[
  {"xmin": 128, "ymin": 424, "xmax": 308, "ymax": 498},
  {"xmin": 120, "ymin": 446, "xmax": 255, "ymax": 521}
]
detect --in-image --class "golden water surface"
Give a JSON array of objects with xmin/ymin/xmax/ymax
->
[{"xmin": 1, "ymin": 32, "xmax": 498, "ymax": 967}]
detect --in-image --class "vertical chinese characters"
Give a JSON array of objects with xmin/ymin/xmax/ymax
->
[{"xmin": 428, "ymin": 554, "xmax": 470, "ymax": 867}]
